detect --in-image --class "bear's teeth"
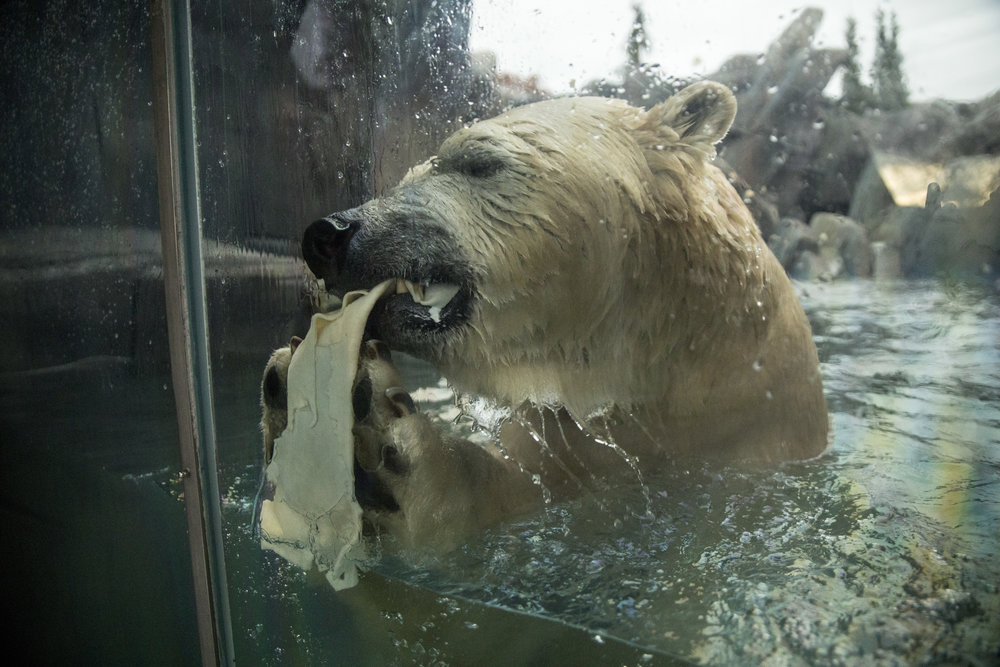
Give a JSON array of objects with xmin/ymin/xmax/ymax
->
[
  {"xmin": 417, "ymin": 283, "xmax": 460, "ymax": 308},
  {"xmin": 397, "ymin": 280, "xmax": 423, "ymax": 303},
  {"xmin": 396, "ymin": 280, "xmax": 460, "ymax": 322}
]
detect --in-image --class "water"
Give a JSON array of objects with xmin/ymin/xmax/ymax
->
[{"xmin": 224, "ymin": 279, "xmax": 1000, "ymax": 664}]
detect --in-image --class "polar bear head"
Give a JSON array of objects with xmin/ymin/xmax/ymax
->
[{"xmin": 301, "ymin": 82, "xmax": 825, "ymax": 455}]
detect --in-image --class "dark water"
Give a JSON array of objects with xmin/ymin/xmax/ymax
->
[{"xmin": 220, "ymin": 279, "xmax": 999, "ymax": 665}]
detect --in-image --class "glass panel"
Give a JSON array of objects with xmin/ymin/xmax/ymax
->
[
  {"xmin": 0, "ymin": 1, "xmax": 199, "ymax": 663},
  {"xmin": 11, "ymin": 0, "xmax": 991, "ymax": 663},
  {"xmin": 198, "ymin": 0, "xmax": 999, "ymax": 663}
]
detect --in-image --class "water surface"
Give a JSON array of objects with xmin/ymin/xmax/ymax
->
[{"xmin": 226, "ymin": 279, "xmax": 999, "ymax": 664}]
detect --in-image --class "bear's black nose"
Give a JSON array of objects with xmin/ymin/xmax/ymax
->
[{"xmin": 302, "ymin": 210, "xmax": 361, "ymax": 290}]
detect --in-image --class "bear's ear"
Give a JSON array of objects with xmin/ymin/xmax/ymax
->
[{"xmin": 652, "ymin": 81, "xmax": 737, "ymax": 146}]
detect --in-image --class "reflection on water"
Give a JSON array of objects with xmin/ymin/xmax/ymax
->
[{"xmin": 226, "ymin": 279, "xmax": 999, "ymax": 664}]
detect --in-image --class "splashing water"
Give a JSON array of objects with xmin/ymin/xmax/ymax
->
[
  {"xmin": 404, "ymin": 280, "xmax": 999, "ymax": 663},
  {"xmin": 226, "ymin": 279, "xmax": 999, "ymax": 664},
  {"xmin": 572, "ymin": 408, "xmax": 654, "ymax": 516}
]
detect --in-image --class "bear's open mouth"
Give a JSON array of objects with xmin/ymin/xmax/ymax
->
[
  {"xmin": 365, "ymin": 278, "xmax": 472, "ymax": 350},
  {"xmin": 392, "ymin": 279, "xmax": 462, "ymax": 324}
]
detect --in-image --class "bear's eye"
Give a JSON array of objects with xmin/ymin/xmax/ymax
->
[{"xmin": 448, "ymin": 153, "xmax": 506, "ymax": 179}]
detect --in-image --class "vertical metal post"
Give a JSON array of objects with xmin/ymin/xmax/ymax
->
[{"xmin": 150, "ymin": 0, "xmax": 234, "ymax": 664}]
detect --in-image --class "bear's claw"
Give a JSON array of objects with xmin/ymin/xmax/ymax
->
[
  {"xmin": 360, "ymin": 338, "xmax": 392, "ymax": 361},
  {"xmin": 385, "ymin": 387, "xmax": 417, "ymax": 416},
  {"xmin": 351, "ymin": 340, "xmax": 418, "ymax": 513}
]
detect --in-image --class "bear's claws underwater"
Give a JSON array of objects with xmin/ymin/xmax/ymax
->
[{"xmin": 262, "ymin": 81, "xmax": 829, "ymax": 551}]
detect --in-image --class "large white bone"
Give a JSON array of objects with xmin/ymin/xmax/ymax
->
[{"xmin": 259, "ymin": 279, "xmax": 394, "ymax": 590}]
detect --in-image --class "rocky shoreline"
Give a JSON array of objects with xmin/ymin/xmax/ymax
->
[{"xmin": 704, "ymin": 8, "xmax": 999, "ymax": 282}]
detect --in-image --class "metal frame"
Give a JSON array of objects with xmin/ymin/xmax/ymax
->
[{"xmin": 150, "ymin": 0, "xmax": 234, "ymax": 663}]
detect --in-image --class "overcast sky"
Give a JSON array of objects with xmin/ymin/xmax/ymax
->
[{"xmin": 470, "ymin": 0, "xmax": 1000, "ymax": 102}]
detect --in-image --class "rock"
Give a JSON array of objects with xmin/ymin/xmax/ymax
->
[
  {"xmin": 871, "ymin": 203, "xmax": 930, "ymax": 277},
  {"xmin": 797, "ymin": 110, "xmax": 872, "ymax": 219},
  {"xmin": 716, "ymin": 157, "xmax": 780, "ymax": 239},
  {"xmin": 870, "ymin": 183, "xmax": 1000, "ymax": 279},
  {"xmin": 709, "ymin": 54, "xmax": 764, "ymax": 95},
  {"xmin": 810, "ymin": 213, "xmax": 873, "ymax": 278},
  {"xmin": 871, "ymin": 241, "xmax": 901, "ymax": 279},
  {"xmin": 709, "ymin": 11, "xmax": 1000, "ymax": 233},
  {"xmin": 579, "ymin": 8, "xmax": 999, "ymax": 249},
  {"xmin": 849, "ymin": 152, "xmax": 1000, "ymax": 230},
  {"xmin": 767, "ymin": 217, "xmax": 818, "ymax": 271},
  {"xmin": 722, "ymin": 8, "xmax": 832, "ymax": 136},
  {"xmin": 790, "ymin": 249, "xmax": 830, "ymax": 281},
  {"xmin": 714, "ymin": 8, "xmax": 848, "ymax": 220},
  {"xmin": 767, "ymin": 213, "xmax": 874, "ymax": 281},
  {"xmin": 939, "ymin": 156, "xmax": 1000, "ymax": 207},
  {"xmin": 850, "ymin": 153, "xmax": 938, "ymax": 227},
  {"xmin": 853, "ymin": 101, "xmax": 965, "ymax": 161},
  {"xmin": 915, "ymin": 192, "xmax": 1000, "ymax": 278},
  {"xmin": 940, "ymin": 91, "xmax": 1000, "ymax": 157}
]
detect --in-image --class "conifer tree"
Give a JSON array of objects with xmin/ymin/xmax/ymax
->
[
  {"xmin": 871, "ymin": 9, "xmax": 909, "ymax": 110},
  {"xmin": 627, "ymin": 4, "xmax": 649, "ymax": 70},
  {"xmin": 622, "ymin": 4, "xmax": 650, "ymax": 105},
  {"xmin": 841, "ymin": 17, "xmax": 872, "ymax": 112}
]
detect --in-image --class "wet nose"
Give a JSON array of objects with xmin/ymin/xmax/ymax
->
[{"xmin": 301, "ymin": 210, "xmax": 362, "ymax": 289}]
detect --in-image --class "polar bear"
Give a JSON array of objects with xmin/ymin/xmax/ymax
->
[{"xmin": 278, "ymin": 81, "xmax": 828, "ymax": 549}]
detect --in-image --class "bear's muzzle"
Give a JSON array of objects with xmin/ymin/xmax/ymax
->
[{"xmin": 301, "ymin": 206, "xmax": 474, "ymax": 354}]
